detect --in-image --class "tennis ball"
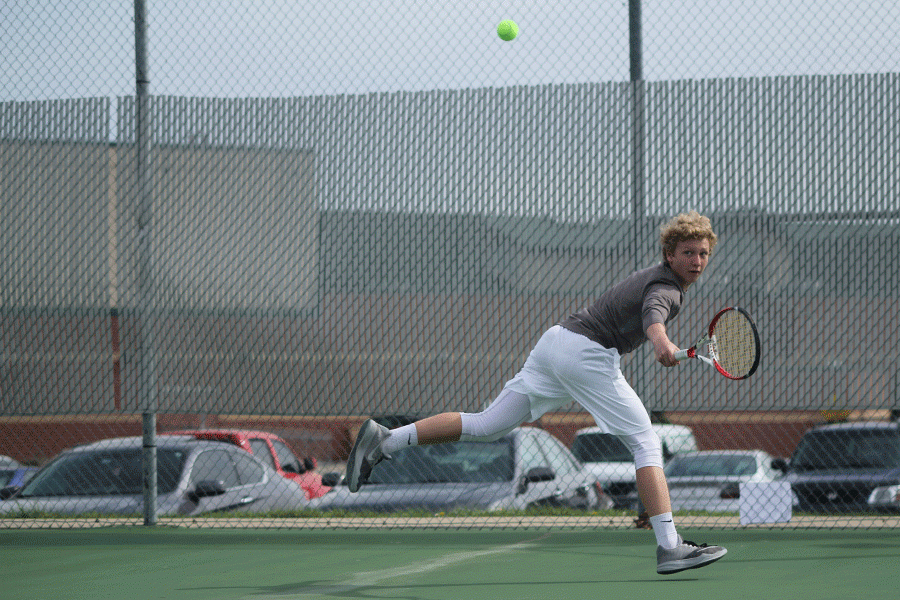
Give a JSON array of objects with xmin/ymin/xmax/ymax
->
[{"xmin": 497, "ymin": 20, "xmax": 519, "ymax": 41}]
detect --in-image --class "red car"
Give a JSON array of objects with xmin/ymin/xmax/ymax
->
[{"xmin": 162, "ymin": 429, "xmax": 331, "ymax": 500}]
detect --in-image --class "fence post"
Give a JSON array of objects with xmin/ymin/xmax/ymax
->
[
  {"xmin": 134, "ymin": 0, "xmax": 157, "ymax": 526},
  {"xmin": 142, "ymin": 412, "xmax": 157, "ymax": 525},
  {"xmin": 629, "ymin": 0, "xmax": 645, "ymax": 272}
]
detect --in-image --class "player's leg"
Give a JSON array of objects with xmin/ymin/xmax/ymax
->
[
  {"xmin": 620, "ymin": 428, "xmax": 727, "ymax": 573},
  {"xmin": 551, "ymin": 328, "xmax": 727, "ymax": 573},
  {"xmin": 540, "ymin": 329, "xmax": 675, "ymax": 544},
  {"xmin": 411, "ymin": 412, "xmax": 462, "ymax": 444},
  {"xmin": 346, "ymin": 389, "xmax": 533, "ymax": 492},
  {"xmin": 636, "ymin": 466, "xmax": 671, "ymax": 514},
  {"xmin": 617, "ymin": 429, "xmax": 670, "ymax": 516},
  {"xmin": 618, "ymin": 429, "xmax": 678, "ymax": 545},
  {"xmin": 552, "ymin": 333, "xmax": 674, "ymax": 547},
  {"xmin": 383, "ymin": 388, "xmax": 532, "ymax": 452}
]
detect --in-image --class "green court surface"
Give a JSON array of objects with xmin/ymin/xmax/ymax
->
[{"xmin": 2, "ymin": 526, "xmax": 896, "ymax": 600}]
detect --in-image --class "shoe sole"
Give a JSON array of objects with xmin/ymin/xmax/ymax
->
[
  {"xmin": 346, "ymin": 420, "xmax": 378, "ymax": 493},
  {"xmin": 657, "ymin": 548, "xmax": 727, "ymax": 575}
]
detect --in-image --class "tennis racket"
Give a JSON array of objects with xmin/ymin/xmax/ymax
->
[{"xmin": 674, "ymin": 307, "xmax": 761, "ymax": 380}]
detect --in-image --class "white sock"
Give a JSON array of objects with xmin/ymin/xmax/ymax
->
[
  {"xmin": 649, "ymin": 512, "xmax": 680, "ymax": 550},
  {"xmin": 381, "ymin": 423, "xmax": 418, "ymax": 455}
]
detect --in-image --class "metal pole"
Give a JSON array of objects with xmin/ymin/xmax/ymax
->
[
  {"xmin": 134, "ymin": 0, "xmax": 157, "ymax": 526},
  {"xmin": 629, "ymin": 0, "xmax": 643, "ymax": 83},
  {"xmin": 629, "ymin": 0, "xmax": 645, "ymax": 271},
  {"xmin": 628, "ymin": 1, "xmax": 650, "ymax": 427},
  {"xmin": 142, "ymin": 411, "xmax": 157, "ymax": 524}
]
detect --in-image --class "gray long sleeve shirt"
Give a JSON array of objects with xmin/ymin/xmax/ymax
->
[{"xmin": 558, "ymin": 262, "xmax": 684, "ymax": 355}]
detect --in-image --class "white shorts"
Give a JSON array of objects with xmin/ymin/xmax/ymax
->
[{"xmin": 503, "ymin": 325, "xmax": 652, "ymax": 436}]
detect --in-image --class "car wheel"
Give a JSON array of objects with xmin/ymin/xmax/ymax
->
[{"xmin": 574, "ymin": 484, "xmax": 601, "ymax": 509}]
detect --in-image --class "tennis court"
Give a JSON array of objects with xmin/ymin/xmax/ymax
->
[
  {"xmin": 4, "ymin": 525, "xmax": 897, "ymax": 600},
  {"xmin": 4, "ymin": 5, "xmax": 900, "ymax": 600}
]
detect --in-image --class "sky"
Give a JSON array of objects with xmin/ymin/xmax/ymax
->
[{"xmin": 3, "ymin": 0, "xmax": 899, "ymax": 102}]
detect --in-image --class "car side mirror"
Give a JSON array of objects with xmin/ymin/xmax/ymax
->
[
  {"xmin": 719, "ymin": 482, "xmax": 740, "ymax": 499},
  {"xmin": 518, "ymin": 466, "xmax": 555, "ymax": 494},
  {"xmin": 771, "ymin": 458, "xmax": 789, "ymax": 473},
  {"xmin": 189, "ymin": 480, "xmax": 227, "ymax": 501},
  {"xmin": 321, "ymin": 472, "xmax": 342, "ymax": 487},
  {"xmin": 282, "ymin": 463, "xmax": 301, "ymax": 474}
]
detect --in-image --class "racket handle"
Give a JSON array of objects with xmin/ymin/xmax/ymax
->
[{"xmin": 674, "ymin": 348, "xmax": 691, "ymax": 361}]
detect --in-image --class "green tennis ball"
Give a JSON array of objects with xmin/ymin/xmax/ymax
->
[{"xmin": 497, "ymin": 20, "xmax": 519, "ymax": 41}]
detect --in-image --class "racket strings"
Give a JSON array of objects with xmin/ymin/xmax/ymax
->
[{"xmin": 711, "ymin": 311, "xmax": 759, "ymax": 378}]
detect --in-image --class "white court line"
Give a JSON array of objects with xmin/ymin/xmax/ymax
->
[{"xmin": 250, "ymin": 533, "xmax": 549, "ymax": 599}]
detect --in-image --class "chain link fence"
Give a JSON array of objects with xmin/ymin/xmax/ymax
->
[{"xmin": 2, "ymin": 1, "xmax": 899, "ymax": 529}]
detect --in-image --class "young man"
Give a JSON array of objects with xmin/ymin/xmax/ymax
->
[{"xmin": 345, "ymin": 211, "xmax": 727, "ymax": 575}]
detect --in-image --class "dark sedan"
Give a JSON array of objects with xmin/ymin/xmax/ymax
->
[{"xmin": 778, "ymin": 421, "xmax": 900, "ymax": 513}]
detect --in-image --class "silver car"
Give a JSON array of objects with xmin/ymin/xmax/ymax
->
[
  {"xmin": 311, "ymin": 427, "xmax": 612, "ymax": 513},
  {"xmin": 0, "ymin": 436, "xmax": 310, "ymax": 516},
  {"xmin": 657, "ymin": 449, "xmax": 786, "ymax": 513}
]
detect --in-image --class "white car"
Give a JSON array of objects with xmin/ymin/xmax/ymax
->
[
  {"xmin": 570, "ymin": 424, "xmax": 698, "ymax": 508},
  {"xmin": 660, "ymin": 449, "xmax": 786, "ymax": 513}
]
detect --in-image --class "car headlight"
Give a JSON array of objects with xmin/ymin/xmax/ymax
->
[{"xmin": 867, "ymin": 485, "xmax": 900, "ymax": 506}]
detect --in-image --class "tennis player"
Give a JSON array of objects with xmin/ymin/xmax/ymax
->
[{"xmin": 346, "ymin": 211, "xmax": 727, "ymax": 575}]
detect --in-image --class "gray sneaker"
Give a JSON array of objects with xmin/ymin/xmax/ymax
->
[
  {"xmin": 657, "ymin": 536, "xmax": 727, "ymax": 575},
  {"xmin": 346, "ymin": 419, "xmax": 391, "ymax": 493}
]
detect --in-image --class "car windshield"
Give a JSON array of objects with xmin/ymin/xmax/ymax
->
[
  {"xmin": 368, "ymin": 439, "xmax": 514, "ymax": 484},
  {"xmin": 665, "ymin": 454, "xmax": 757, "ymax": 477},
  {"xmin": 791, "ymin": 429, "xmax": 900, "ymax": 471},
  {"xmin": 571, "ymin": 433, "xmax": 632, "ymax": 462},
  {"xmin": 20, "ymin": 448, "xmax": 189, "ymax": 497}
]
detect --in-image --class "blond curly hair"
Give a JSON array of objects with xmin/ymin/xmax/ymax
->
[{"xmin": 659, "ymin": 211, "xmax": 718, "ymax": 262}]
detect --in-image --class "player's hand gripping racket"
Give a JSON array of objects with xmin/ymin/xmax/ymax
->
[{"xmin": 674, "ymin": 307, "xmax": 761, "ymax": 380}]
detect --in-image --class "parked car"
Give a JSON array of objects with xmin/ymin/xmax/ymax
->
[
  {"xmin": 650, "ymin": 450, "xmax": 786, "ymax": 513},
  {"xmin": 0, "ymin": 435, "xmax": 310, "ymax": 516},
  {"xmin": 570, "ymin": 424, "xmax": 698, "ymax": 508},
  {"xmin": 777, "ymin": 421, "xmax": 900, "ymax": 513},
  {"xmin": 311, "ymin": 427, "xmax": 613, "ymax": 513},
  {"xmin": 162, "ymin": 429, "xmax": 331, "ymax": 499}
]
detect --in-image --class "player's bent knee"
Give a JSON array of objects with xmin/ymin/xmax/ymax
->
[{"xmin": 620, "ymin": 429, "xmax": 664, "ymax": 470}]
